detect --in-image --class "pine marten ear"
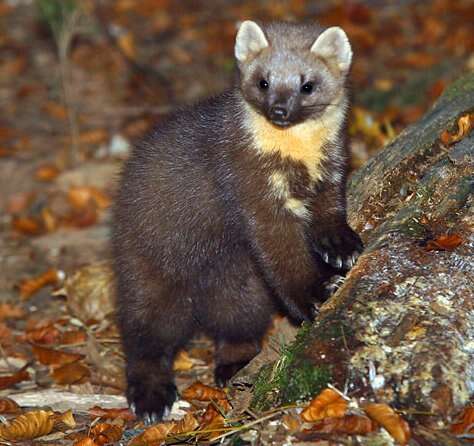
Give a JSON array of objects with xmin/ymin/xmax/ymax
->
[
  {"xmin": 235, "ymin": 20, "xmax": 269, "ymax": 63},
  {"xmin": 310, "ymin": 27, "xmax": 352, "ymax": 73}
]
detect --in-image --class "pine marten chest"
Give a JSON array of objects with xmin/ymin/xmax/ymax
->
[{"xmin": 243, "ymin": 103, "xmax": 343, "ymax": 221}]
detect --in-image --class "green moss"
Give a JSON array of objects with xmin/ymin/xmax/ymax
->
[
  {"xmin": 280, "ymin": 360, "xmax": 331, "ymax": 404},
  {"xmin": 251, "ymin": 321, "xmax": 336, "ymax": 411},
  {"xmin": 439, "ymin": 72, "xmax": 474, "ymax": 101}
]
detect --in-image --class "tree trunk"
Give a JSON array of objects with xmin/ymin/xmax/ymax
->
[{"xmin": 245, "ymin": 73, "xmax": 474, "ymax": 437}]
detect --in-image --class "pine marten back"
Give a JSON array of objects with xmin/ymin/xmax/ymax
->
[{"xmin": 112, "ymin": 20, "xmax": 363, "ymax": 421}]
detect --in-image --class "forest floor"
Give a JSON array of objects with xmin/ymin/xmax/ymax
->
[{"xmin": 0, "ymin": 0, "xmax": 472, "ymax": 444}]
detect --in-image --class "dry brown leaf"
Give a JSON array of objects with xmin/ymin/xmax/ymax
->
[
  {"xmin": 88, "ymin": 406, "xmax": 136, "ymax": 421},
  {"xmin": 73, "ymin": 438, "xmax": 98, "ymax": 446},
  {"xmin": 173, "ymin": 350, "xmax": 194, "ymax": 371},
  {"xmin": 0, "ymin": 147, "xmax": 12, "ymax": 157},
  {"xmin": 0, "ymin": 410, "xmax": 54, "ymax": 440},
  {"xmin": 6, "ymin": 191, "xmax": 34, "ymax": 214},
  {"xmin": 181, "ymin": 382, "xmax": 227, "ymax": 402},
  {"xmin": 12, "ymin": 216, "xmax": 42, "ymax": 235},
  {"xmin": 35, "ymin": 164, "xmax": 60, "ymax": 182},
  {"xmin": 41, "ymin": 207, "xmax": 57, "ymax": 232},
  {"xmin": 129, "ymin": 422, "xmax": 176, "ymax": 446},
  {"xmin": 0, "ymin": 322, "xmax": 12, "ymax": 341},
  {"xmin": 450, "ymin": 406, "xmax": 474, "ymax": 436},
  {"xmin": 301, "ymin": 388, "xmax": 347, "ymax": 422},
  {"xmin": 67, "ymin": 207, "xmax": 98, "ymax": 228},
  {"xmin": 64, "ymin": 262, "xmax": 115, "ymax": 322},
  {"xmin": 19, "ymin": 269, "xmax": 61, "ymax": 300},
  {"xmin": 0, "ymin": 398, "xmax": 21, "ymax": 414},
  {"xmin": 90, "ymin": 423, "xmax": 123, "ymax": 445},
  {"xmin": 1, "ymin": 55, "xmax": 27, "ymax": 76},
  {"xmin": 0, "ymin": 303, "xmax": 25, "ymax": 320},
  {"xmin": 59, "ymin": 330, "xmax": 88, "ymax": 345},
  {"xmin": 425, "ymin": 234, "xmax": 463, "ymax": 251},
  {"xmin": 24, "ymin": 323, "xmax": 61, "ymax": 344},
  {"xmin": 199, "ymin": 404, "xmax": 226, "ymax": 440},
  {"xmin": 43, "ymin": 101, "xmax": 68, "ymax": 120},
  {"xmin": 79, "ymin": 129, "xmax": 108, "ymax": 145},
  {"xmin": 68, "ymin": 186, "xmax": 111, "ymax": 210},
  {"xmin": 364, "ymin": 403, "xmax": 411, "ymax": 445},
  {"xmin": 172, "ymin": 412, "xmax": 200, "ymax": 436},
  {"xmin": 282, "ymin": 414, "xmax": 302, "ymax": 432},
  {"xmin": 51, "ymin": 361, "xmax": 91, "ymax": 385},
  {"xmin": 31, "ymin": 344, "xmax": 84, "ymax": 366},
  {"xmin": 305, "ymin": 414, "xmax": 377, "ymax": 435},
  {"xmin": 53, "ymin": 409, "xmax": 76, "ymax": 428},
  {"xmin": 130, "ymin": 413, "xmax": 199, "ymax": 446},
  {"xmin": 0, "ymin": 366, "xmax": 30, "ymax": 390},
  {"xmin": 440, "ymin": 113, "xmax": 474, "ymax": 145},
  {"xmin": 118, "ymin": 31, "xmax": 137, "ymax": 60}
]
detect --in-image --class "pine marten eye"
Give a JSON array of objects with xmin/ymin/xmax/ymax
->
[
  {"xmin": 300, "ymin": 82, "xmax": 314, "ymax": 94},
  {"xmin": 258, "ymin": 79, "xmax": 269, "ymax": 90}
]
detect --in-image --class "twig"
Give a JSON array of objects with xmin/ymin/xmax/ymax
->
[
  {"xmin": 58, "ymin": 7, "xmax": 82, "ymax": 166},
  {"xmin": 211, "ymin": 411, "xmax": 280, "ymax": 442}
]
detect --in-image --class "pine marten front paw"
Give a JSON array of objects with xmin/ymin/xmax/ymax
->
[
  {"xmin": 127, "ymin": 380, "xmax": 177, "ymax": 423},
  {"xmin": 313, "ymin": 225, "xmax": 363, "ymax": 270}
]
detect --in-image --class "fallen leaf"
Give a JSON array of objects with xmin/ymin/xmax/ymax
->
[
  {"xmin": 364, "ymin": 403, "xmax": 411, "ymax": 445},
  {"xmin": 282, "ymin": 414, "xmax": 302, "ymax": 432},
  {"xmin": 68, "ymin": 186, "xmax": 111, "ymax": 210},
  {"xmin": 35, "ymin": 164, "xmax": 60, "ymax": 182},
  {"xmin": 301, "ymin": 388, "xmax": 348, "ymax": 422},
  {"xmin": 118, "ymin": 31, "xmax": 137, "ymax": 60},
  {"xmin": 19, "ymin": 269, "xmax": 62, "ymax": 300},
  {"xmin": 88, "ymin": 406, "xmax": 136, "ymax": 421},
  {"xmin": 305, "ymin": 414, "xmax": 377, "ymax": 435},
  {"xmin": 12, "ymin": 216, "xmax": 42, "ymax": 235},
  {"xmin": 0, "ymin": 147, "xmax": 12, "ymax": 157},
  {"xmin": 0, "ymin": 322, "xmax": 12, "ymax": 340},
  {"xmin": 51, "ymin": 361, "xmax": 90, "ymax": 385},
  {"xmin": 59, "ymin": 330, "xmax": 88, "ymax": 345},
  {"xmin": 31, "ymin": 344, "xmax": 84, "ymax": 366},
  {"xmin": 6, "ymin": 192, "xmax": 34, "ymax": 214},
  {"xmin": 0, "ymin": 410, "xmax": 54, "ymax": 440},
  {"xmin": 440, "ymin": 113, "xmax": 474, "ymax": 145},
  {"xmin": 129, "ymin": 422, "xmax": 176, "ymax": 446},
  {"xmin": 129, "ymin": 413, "xmax": 199, "ymax": 446},
  {"xmin": 173, "ymin": 350, "xmax": 194, "ymax": 371},
  {"xmin": 79, "ymin": 129, "xmax": 108, "ymax": 145},
  {"xmin": 181, "ymin": 382, "xmax": 227, "ymax": 402},
  {"xmin": 43, "ymin": 101, "xmax": 68, "ymax": 120},
  {"xmin": 0, "ymin": 398, "xmax": 21, "ymax": 414},
  {"xmin": 425, "ymin": 234, "xmax": 463, "ymax": 251},
  {"xmin": 52, "ymin": 409, "xmax": 76, "ymax": 428},
  {"xmin": 451, "ymin": 406, "xmax": 474, "ymax": 436},
  {"xmin": 67, "ymin": 206, "xmax": 98, "ymax": 228},
  {"xmin": 90, "ymin": 423, "xmax": 123, "ymax": 446},
  {"xmin": 198, "ymin": 404, "xmax": 226, "ymax": 440},
  {"xmin": 24, "ymin": 324, "xmax": 61, "ymax": 344},
  {"xmin": 73, "ymin": 438, "xmax": 99, "ymax": 446},
  {"xmin": 0, "ymin": 303, "xmax": 25, "ymax": 320},
  {"xmin": 0, "ymin": 55, "xmax": 27, "ymax": 77},
  {"xmin": 0, "ymin": 366, "xmax": 30, "ymax": 390},
  {"xmin": 401, "ymin": 52, "xmax": 437, "ymax": 68}
]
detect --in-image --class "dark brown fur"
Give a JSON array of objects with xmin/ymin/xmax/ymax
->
[{"xmin": 112, "ymin": 22, "xmax": 362, "ymax": 419}]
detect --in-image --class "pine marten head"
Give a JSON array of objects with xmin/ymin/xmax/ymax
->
[{"xmin": 235, "ymin": 21, "xmax": 352, "ymax": 128}]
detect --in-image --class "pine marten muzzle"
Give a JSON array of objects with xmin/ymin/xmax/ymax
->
[{"xmin": 112, "ymin": 20, "xmax": 363, "ymax": 421}]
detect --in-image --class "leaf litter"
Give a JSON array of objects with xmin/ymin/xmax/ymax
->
[{"xmin": 0, "ymin": 0, "xmax": 472, "ymax": 444}]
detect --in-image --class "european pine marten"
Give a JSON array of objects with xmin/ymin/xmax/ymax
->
[{"xmin": 112, "ymin": 20, "xmax": 363, "ymax": 421}]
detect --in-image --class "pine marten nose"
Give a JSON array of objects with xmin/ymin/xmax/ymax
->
[{"xmin": 270, "ymin": 105, "xmax": 289, "ymax": 119}]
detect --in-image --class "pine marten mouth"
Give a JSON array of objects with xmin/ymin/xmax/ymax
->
[{"xmin": 270, "ymin": 119, "xmax": 292, "ymax": 128}]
